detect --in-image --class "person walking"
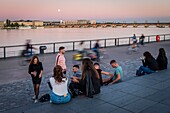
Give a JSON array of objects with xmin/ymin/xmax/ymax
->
[
  {"xmin": 55, "ymin": 46, "xmax": 67, "ymax": 74},
  {"xmin": 28, "ymin": 56, "xmax": 43, "ymax": 103}
]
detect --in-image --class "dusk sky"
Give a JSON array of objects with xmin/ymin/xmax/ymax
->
[{"xmin": 0, "ymin": 0, "xmax": 170, "ymax": 22}]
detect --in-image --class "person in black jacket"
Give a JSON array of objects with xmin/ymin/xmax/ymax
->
[
  {"xmin": 71, "ymin": 58, "xmax": 100, "ymax": 98},
  {"xmin": 28, "ymin": 56, "xmax": 43, "ymax": 103},
  {"xmin": 156, "ymin": 48, "xmax": 168, "ymax": 70},
  {"xmin": 136, "ymin": 51, "xmax": 159, "ymax": 76}
]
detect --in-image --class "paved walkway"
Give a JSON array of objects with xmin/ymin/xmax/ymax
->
[{"xmin": 0, "ymin": 41, "xmax": 170, "ymax": 113}]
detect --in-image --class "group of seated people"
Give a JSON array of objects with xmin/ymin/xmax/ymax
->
[
  {"xmin": 49, "ymin": 58, "xmax": 123, "ymax": 104},
  {"xmin": 48, "ymin": 48, "xmax": 168, "ymax": 104},
  {"xmin": 136, "ymin": 48, "xmax": 168, "ymax": 76}
]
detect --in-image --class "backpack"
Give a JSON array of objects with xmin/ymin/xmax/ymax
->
[{"xmin": 39, "ymin": 94, "xmax": 50, "ymax": 102}]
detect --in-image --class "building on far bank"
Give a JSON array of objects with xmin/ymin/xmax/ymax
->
[
  {"xmin": 44, "ymin": 21, "xmax": 60, "ymax": 26},
  {"xmin": 90, "ymin": 20, "xmax": 97, "ymax": 24},
  {"xmin": 11, "ymin": 20, "xmax": 43, "ymax": 27},
  {"xmin": 0, "ymin": 21, "xmax": 5, "ymax": 28},
  {"xmin": 32, "ymin": 20, "xmax": 43, "ymax": 27}
]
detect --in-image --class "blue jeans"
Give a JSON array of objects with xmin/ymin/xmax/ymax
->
[
  {"xmin": 50, "ymin": 91, "xmax": 71, "ymax": 104},
  {"xmin": 138, "ymin": 66, "xmax": 155, "ymax": 75}
]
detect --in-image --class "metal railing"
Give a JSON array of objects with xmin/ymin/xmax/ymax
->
[{"xmin": 0, "ymin": 34, "xmax": 170, "ymax": 59}]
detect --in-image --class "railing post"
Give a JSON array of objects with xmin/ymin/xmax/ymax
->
[
  {"xmin": 31, "ymin": 45, "xmax": 33, "ymax": 55},
  {"xmin": 164, "ymin": 35, "xmax": 165, "ymax": 41},
  {"xmin": 53, "ymin": 43, "xmax": 55, "ymax": 53},
  {"xmin": 3, "ymin": 47, "xmax": 6, "ymax": 59},
  {"xmin": 104, "ymin": 39, "xmax": 106, "ymax": 48},
  {"xmin": 129, "ymin": 37, "xmax": 131, "ymax": 45},
  {"xmin": 90, "ymin": 41, "xmax": 92, "ymax": 49},
  {"xmin": 148, "ymin": 36, "xmax": 150, "ymax": 43},
  {"xmin": 115, "ymin": 39, "xmax": 117, "ymax": 46},
  {"xmin": 73, "ymin": 42, "xmax": 75, "ymax": 51},
  {"xmin": 118, "ymin": 38, "xmax": 119, "ymax": 46}
]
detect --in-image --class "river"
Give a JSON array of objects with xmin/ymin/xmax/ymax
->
[
  {"xmin": 0, "ymin": 27, "xmax": 170, "ymax": 46},
  {"xmin": 0, "ymin": 27, "xmax": 170, "ymax": 58}
]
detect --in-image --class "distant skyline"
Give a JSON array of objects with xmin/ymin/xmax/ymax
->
[{"xmin": 0, "ymin": 0, "xmax": 170, "ymax": 22}]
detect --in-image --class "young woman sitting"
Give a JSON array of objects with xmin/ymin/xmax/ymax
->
[{"xmin": 49, "ymin": 65, "xmax": 71, "ymax": 104}]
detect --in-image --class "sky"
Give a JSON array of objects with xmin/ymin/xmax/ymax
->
[{"xmin": 0, "ymin": 0, "xmax": 170, "ymax": 22}]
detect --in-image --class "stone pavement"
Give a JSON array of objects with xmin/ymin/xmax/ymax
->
[{"xmin": 0, "ymin": 41, "xmax": 170, "ymax": 113}]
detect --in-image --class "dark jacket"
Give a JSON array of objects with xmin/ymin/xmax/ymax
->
[
  {"xmin": 79, "ymin": 68, "xmax": 100, "ymax": 98},
  {"xmin": 156, "ymin": 55, "xmax": 168, "ymax": 70},
  {"xmin": 142, "ymin": 57, "xmax": 159, "ymax": 71}
]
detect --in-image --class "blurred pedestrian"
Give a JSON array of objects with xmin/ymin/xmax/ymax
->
[{"xmin": 93, "ymin": 40, "xmax": 100, "ymax": 62}]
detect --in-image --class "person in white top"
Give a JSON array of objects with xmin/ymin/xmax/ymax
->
[{"xmin": 49, "ymin": 65, "xmax": 71, "ymax": 104}]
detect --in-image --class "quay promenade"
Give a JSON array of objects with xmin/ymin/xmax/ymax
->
[{"xmin": 0, "ymin": 41, "xmax": 170, "ymax": 113}]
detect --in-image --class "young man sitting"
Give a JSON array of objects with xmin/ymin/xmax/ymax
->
[
  {"xmin": 69, "ymin": 65, "xmax": 82, "ymax": 97},
  {"xmin": 103, "ymin": 60, "xmax": 123, "ymax": 85}
]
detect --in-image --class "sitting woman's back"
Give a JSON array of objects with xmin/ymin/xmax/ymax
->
[
  {"xmin": 49, "ymin": 65, "xmax": 71, "ymax": 104},
  {"xmin": 79, "ymin": 58, "xmax": 101, "ymax": 97},
  {"xmin": 50, "ymin": 77, "xmax": 68, "ymax": 96},
  {"xmin": 156, "ymin": 48, "xmax": 168, "ymax": 70}
]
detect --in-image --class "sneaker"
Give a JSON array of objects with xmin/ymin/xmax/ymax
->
[
  {"xmin": 34, "ymin": 99, "xmax": 38, "ymax": 103},
  {"xmin": 32, "ymin": 95, "xmax": 36, "ymax": 100},
  {"xmin": 136, "ymin": 70, "xmax": 140, "ymax": 76},
  {"xmin": 50, "ymin": 100, "xmax": 52, "ymax": 103}
]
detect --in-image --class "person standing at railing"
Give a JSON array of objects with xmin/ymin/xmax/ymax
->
[
  {"xmin": 55, "ymin": 46, "xmax": 67, "ymax": 75},
  {"xmin": 132, "ymin": 34, "xmax": 137, "ymax": 44},
  {"xmin": 139, "ymin": 34, "xmax": 145, "ymax": 46}
]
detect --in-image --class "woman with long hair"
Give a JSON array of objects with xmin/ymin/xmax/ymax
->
[
  {"xmin": 28, "ymin": 56, "xmax": 43, "ymax": 103},
  {"xmin": 72, "ymin": 58, "xmax": 101, "ymax": 98},
  {"xmin": 156, "ymin": 48, "xmax": 168, "ymax": 70},
  {"xmin": 136, "ymin": 51, "xmax": 159, "ymax": 76},
  {"xmin": 49, "ymin": 65, "xmax": 71, "ymax": 104}
]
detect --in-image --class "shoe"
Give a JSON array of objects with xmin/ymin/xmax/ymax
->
[
  {"xmin": 50, "ymin": 100, "xmax": 52, "ymax": 103},
  {"xmin": 34, "ymin": 99, "xmax": 38, "ymax": 103},
  {"xmin": 32, "ymin": 95, "xmax": 36, "ymax": 100},
  {"xmin": 136, "ymin": 70, "xmax": 140, "ymax": 76}
]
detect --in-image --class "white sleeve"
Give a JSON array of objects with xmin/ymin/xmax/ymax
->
[{"xmin": 49, "ymin": 77, "xmax": 55, "ymax": 88}]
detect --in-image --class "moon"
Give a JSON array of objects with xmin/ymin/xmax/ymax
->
[{"xmin": 58, "ymin": 9, "xmax": 61, "ymax": 12}]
